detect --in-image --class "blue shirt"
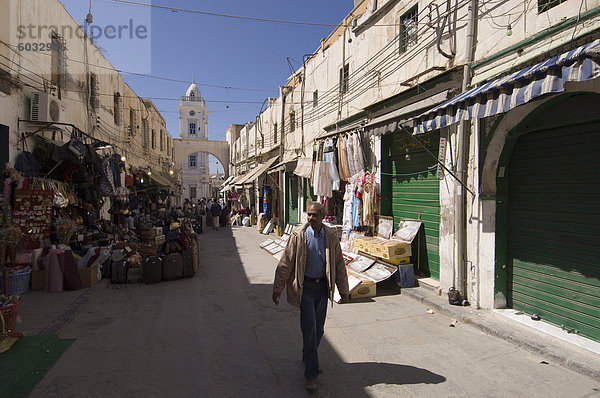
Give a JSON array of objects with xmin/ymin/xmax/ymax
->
[{"xmin": 305, "ymin": 225, "xmax": 326, "ymax": 278}]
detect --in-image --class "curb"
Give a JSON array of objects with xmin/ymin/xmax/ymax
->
[{"xmin": 400, "ymin": 285, "xmax": 600, "ymax": 381}]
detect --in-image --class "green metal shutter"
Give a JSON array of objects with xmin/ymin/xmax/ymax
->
[
  {"xmin": 507, "ymin": 123, "xmax": 600, "ymax": 341},
  {"xmin": 286, "ymin": 173, "xmax": 299, "ymax": 224},
  {"xmin": 389, "ymin": 130, "xmax": 440, "ymax": 279},
  {"xmin": 303, "ymin": 177, "xmax": 316, "ymax": 212}
]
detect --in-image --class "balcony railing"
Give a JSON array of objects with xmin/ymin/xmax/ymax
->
[{"xmin": 180, "ymin": 95, "xmax": 204, "ymax": 102}]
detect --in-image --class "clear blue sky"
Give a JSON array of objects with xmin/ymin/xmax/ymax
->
[{"xmin": 59, "ymin": 0, "xmax": 353, "ymax": 172}]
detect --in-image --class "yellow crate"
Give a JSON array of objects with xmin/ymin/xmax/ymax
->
[
  {"xmin": 350, "ymin": 280, "xmax": 376, "ymax": 299},
  {"xmin": 380, "ymin": 256, "xmax": 411, "ymax": 265},
  {"xmin": 372, "ymin": 239, "xmax": 412, "ymax": 260},
  {"xmin": 353, "ymin": 236, "xmax": 379, "ymax": 254}
]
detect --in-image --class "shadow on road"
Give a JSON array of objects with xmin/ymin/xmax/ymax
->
[
  {"xmin": 197, "ymin": 226, "xmax": 446, "ymax": 396},
  {"xmin": 29, "ymin": 225, "xmax": 446, "ymax": 397}
]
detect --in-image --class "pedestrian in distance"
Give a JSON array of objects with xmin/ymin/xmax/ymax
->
[
  {"xmin": 272, "ymin": 202, "xmax": 350, "ymax": 392},
  {"xmin": 210, "ymin": 198, "xmax": 222, "ymax": 230}
]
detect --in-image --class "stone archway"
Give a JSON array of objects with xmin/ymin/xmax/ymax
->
[{"xmin": 173, "ymin": 138, "xmax": 230, "ymax": 179}]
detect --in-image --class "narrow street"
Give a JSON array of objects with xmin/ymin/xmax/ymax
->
[{"xmin": 27, "ymin": 226, "xmax": 600, "ymax": 398}]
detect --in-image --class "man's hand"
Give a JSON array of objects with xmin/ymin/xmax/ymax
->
[
  {"xmin": 272, "ymin": 292, "xmax": 280, "ymax": 305},
  {"xmin": 340, "ymin": 294, "xmax": 350, "ymax": 304}
]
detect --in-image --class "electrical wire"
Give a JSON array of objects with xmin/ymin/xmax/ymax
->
[
  {"xmin": 109, "ymin": 0, "xmax": 340, "ymax": 27},
  {"xmin": 0, "ymin": 40, "xmax": 277, "ymax": 93}
]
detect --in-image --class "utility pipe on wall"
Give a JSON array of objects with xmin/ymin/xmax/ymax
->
[{"xmin": 456, "ymin": 0, "xmax": 478, "ymax": 299}]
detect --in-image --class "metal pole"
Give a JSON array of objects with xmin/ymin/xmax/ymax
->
[{"xmin": 456, "ymin": 0, "xmax": 478, "ymax": 298}]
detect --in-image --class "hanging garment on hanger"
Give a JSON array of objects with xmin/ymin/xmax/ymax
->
[
  {"xmin": 344, "ymin": 135, "xmax": 355, "ymax": 177},
  {"xmin": 338, "ymin": 135, "xmax": 350, "ymax": 180},
  {"xmin": 313, "ymin": 161, "xmax": 333, "ymax": 198},
  {"xmin": 362, "ymin": 179, "xmax": 376, "ymax": 228},
  {"xmin": 332, "ymin": 136, "xmax": 340, "ymax": 180},
  {"xmin": 323, "ymin": 138, "xmax": 340, "ymax": 191},
  {"xmin": 352, "ymin": 133, "xmax": 365, "ymax": 173},
  {"xmin": 343, "ymin": 182, "xmax": 354, "ymax": 230},
  {"xmin": 352, "ymin": 192, "xmax": 361, "ymax": 228},
  {"xmin": 354, "ymin": 171, "xmax": 365, "ymax": 200}
]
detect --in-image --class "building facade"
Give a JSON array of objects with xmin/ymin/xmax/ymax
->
[
  {"xmin": 0, "ymin": 0, "xmax": 175, "ymax": 195},
  {"xmin": 178, "ymin": 82, "xmax": 210, "ymax": 201},
  {"xmin": 226, "ymin": 0, "xmax": 600, "ymax": 342}
]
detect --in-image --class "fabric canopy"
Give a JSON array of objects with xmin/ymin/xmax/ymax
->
[
  {"xmin": 150, "ymin": 172, "xmax": 173, "ymax": 187},
  {"xmin": 413, "ymin": 39, "xmax": 600, "ymax": 134},
  {"xmin": 220, "ymin": 174, "xmax": 246, "ymax": 192},
  {"xmin": 220, "ymin": 175, "xmax": 234, "ymax": 188},
  {"xmin": 364, "ymin": 90, "xmax": 450, "ymax": 136},
  {"xmin": 236, "ymin": 157, "xmax": 279, "ymax": 187},
  {"xmin": 267, "ymin": 159, "xmax": 297, "ymax": 174},
  {"xmin": 293, "ymin": 157, "xmax": 313, "ymax": 179}
]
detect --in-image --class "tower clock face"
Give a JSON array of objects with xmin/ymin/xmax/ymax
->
[{"xmin": 189, "ymin": 110, "xmax": 196, "ymax": 116}]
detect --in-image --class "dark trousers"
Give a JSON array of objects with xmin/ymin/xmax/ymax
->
[{"xmin": 300, "ymin": 278, "xmax": 328, "ymax": 380}]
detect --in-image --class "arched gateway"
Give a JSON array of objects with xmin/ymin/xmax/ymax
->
[{"xmin": 173, "ymin": 138, "xmax": 230, "ymax": 180}]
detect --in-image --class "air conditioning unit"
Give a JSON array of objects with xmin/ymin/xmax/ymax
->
[{"xmin": 30, "ymin": 91, "xmax": 62, "ymax": 123}]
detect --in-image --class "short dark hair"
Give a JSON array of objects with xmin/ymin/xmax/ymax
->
[{"xmin": 308, "ymin": 202, "xmax": 326, "ymax": 216}]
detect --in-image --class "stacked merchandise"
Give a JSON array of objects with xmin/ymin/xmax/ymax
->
[
  {"xmin": 260, "ymin": 224, "xmax": 294, "ymax": 260},
  {"xmin": 334, "ymin": 251, "xmax": 398, "ymax": 301},
  {"xmin": 351, "ymin": 220, "xmax": 422, "ymax": 292}
]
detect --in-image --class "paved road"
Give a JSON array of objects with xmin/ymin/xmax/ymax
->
[{"xmin": 31, "ymin": 226, "xmax": 600, "ymax": 397}]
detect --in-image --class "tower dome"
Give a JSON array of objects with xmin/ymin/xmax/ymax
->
[{"xmin": 186, "ymin": 81, "xmax": 201, "ymax": 100}]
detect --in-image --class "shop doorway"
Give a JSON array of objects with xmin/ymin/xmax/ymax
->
[
  {"xmin": 386, "ymin": 130, "xmax": 441, "ymax": 279},
  {"xmin": 498, "ymin": 93, "xmax": 600, "ymax": 342}
]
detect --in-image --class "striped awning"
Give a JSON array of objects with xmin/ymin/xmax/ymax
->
[
  {"xmin": 236, "ymin": 156, "xmax": 279, "ymax": 187},
  {"xmin": 414, "ymin": 39, "xmax": 600, "ymax": 134}
]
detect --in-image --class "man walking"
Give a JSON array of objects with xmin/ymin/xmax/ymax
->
[
  {"xmin": 209, "ymin": 198, "xmax": 221, "ymax": 230},
  {"xmin": 272, "ymin": 202, "xmax": 349, "ymax": 392}
]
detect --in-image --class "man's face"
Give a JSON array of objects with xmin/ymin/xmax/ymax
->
[{"xmin": 307, "ymin": 205, "xmax": 325, "ymax": 230}]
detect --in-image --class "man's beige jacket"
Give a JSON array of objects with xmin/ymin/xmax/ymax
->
[{"xmin": 273, "ymin": 223, "xmax": 350, "ymax": 307}]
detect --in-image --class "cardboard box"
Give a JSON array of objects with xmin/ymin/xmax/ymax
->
[
  {"xmin": 78, "ymin": 265, "xmax": 99, "ymax": 288},
  {"xmin": 353, "ymin": 236, "xmax": 379, "ymax": 254},
  {"xmin": 152, "ymin": 226, "xmax": 164, "ymax": 235},
  {"xmin": 380, "ymin": 256, "xmax": 410, "ymax": 266},
  {"xmin": 154, "ymin": 235, "xmax": 166, "ymax": 245},
  {"xmin": 372, "ymin": 239, "xmax": 412, "ymax": 260},
  {"xmin": 350, "ymin": 280, "xmax": 376, "ymax": 299},
  {"xmin": 31, "ymin": 269, "xmax": 46, "ymax": 290}
]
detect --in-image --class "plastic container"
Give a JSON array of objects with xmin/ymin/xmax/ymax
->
[{"xmin": 0, "ymin": 268, "xmax": 32, "ymax": 295}]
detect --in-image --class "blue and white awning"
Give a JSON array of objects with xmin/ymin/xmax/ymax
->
[{"xmin": 413, "ymin": 39, "xmax": 600, "ymax": 134}]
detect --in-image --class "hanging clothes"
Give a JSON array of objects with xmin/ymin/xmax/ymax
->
[
  {"xmin": 313, "ymin": 161, "xmax": 333, "ymax": 198},
  {"xmin": 361, "ymin": 173, "xmax": 376, "ymax": 228},
  {"xmin": 343, "ymin": 182, "xmax": 354, "ymax": 230},
  {"xmin": 352, "ymin": 133, "xmax": 365, "ymax": 173},
  {"xmin": 323, "ymin": 138, "xmax": 340, "ymax": 191},
  {"xmin": 337, "ymin": 134, "xmax": 350, "ymax": 180},
  {"xmin": 345, "ymin": 135, "xmax": 356, "ymax": 177},
  {"xmin": 332, "ymin": 136, "xmax": 340, "ymax": 181},
  {"xmin": 354, "ymin": 171, "xmax": 365, "ymax": 200},
  {"xmin": 352, "ymin": 193, "xmax": 361, "ymax": 228}
]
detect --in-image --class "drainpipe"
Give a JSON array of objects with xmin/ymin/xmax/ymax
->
[
  {"xmin": 279, "ymin": 86, "xmax": 289, "ymax": 226},
  {"xmin": 456, "ymin": 0, "xmax": 478, "ymax": 298}
]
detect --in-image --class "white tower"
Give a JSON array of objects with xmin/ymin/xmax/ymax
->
[{"xmin": 178, "ymin": 80, "xmax": 210, "ymax": 201}]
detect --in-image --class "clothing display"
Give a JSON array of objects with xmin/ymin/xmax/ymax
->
[
  {"xmin": 313, "ymin": 161, "xmax": 333, "ymax": 198},
  {"xmin": 308, "ymin": 130, "xmax": 377, "ymax": 232},
  {"xmin": 361, "ymin": 173, "xmax": 376, "ymax": 228},
  {"xmin": 343, "ymin": 183, "xmax": 354, "ymax": 230}
]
